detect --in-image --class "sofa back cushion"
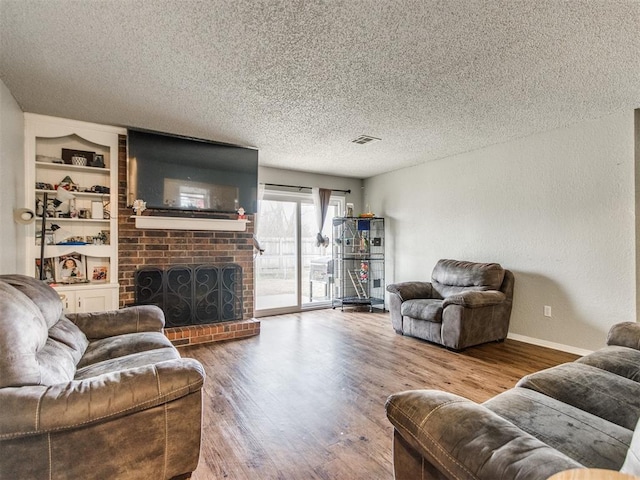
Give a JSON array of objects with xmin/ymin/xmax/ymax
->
[
  {"xmin": 0, "ymin": 274, "xmax": 63, "ymax": 328},
  {"xmin": 432, "ymin": 259, "xmax": 505, "ymax": 298},
  {"xmin": 0, "ymin": 279, "xmax": 78, "ymax": 387},
  {"xmin": 48, "ymin": 316, "xmax": 89, "ymax": 365}
]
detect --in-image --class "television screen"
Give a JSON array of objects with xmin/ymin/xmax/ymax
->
[{"xmin": 127, "ymin": 129, "xmax": 258, "ymax": 214}]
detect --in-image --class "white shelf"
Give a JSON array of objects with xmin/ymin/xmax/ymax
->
[
  {"xmin": 36, "ymin": 161, "xmax": 110, "ymax": 174},
  {"xmin": 36, "ymin": 189, "xmax": 109, "ymax": 198},
  {"xmin": 131, "ymin": 215, "xmax": 250, "ymax": 232},
  {"xmin": 38, "ymin": 217, "xmax": 110, "ymax": 224},
  {"xmin": 40, "ymin": 244, "xmax": 113, "ymax": 258}
]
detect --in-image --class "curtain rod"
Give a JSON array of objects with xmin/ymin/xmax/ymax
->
[{"xmin": 262, "ymin": 183, "xmax": 351, "ymax": 194}]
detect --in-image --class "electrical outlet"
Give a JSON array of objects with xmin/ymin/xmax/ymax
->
[{"xmin": 543, "ymin": 305, "xmax": 552, "ymax": 317}]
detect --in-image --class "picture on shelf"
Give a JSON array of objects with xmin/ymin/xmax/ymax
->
[
  {"xmin": 55, "ymin": 253, "xmax": 87, "ymax": 283},
  {"xmin": 92, "ymin": 266, "xmax": 108, "ymax": 283},
  {"xmin": 35, "ymin": 258, "xmax": 55, "ymax": 283},
  {"xmin": 35, "ymin": 231, "xmax": 55, "ymax": 246}
]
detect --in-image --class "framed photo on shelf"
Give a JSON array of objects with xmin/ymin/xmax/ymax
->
[
  {"xmin": 91, "ymin": 265, "xmax": 108, "ymax": 283},
  {"xmin": 35, "ymin": 258, "xmax": 55, "ymax": 283},
  {"xmin": 35, "ymin": 231, "xmax": 55, "ymax": 246},
  {"xmin": 55, "ymin": 253, "xmax": 87, "ymax": 283}
]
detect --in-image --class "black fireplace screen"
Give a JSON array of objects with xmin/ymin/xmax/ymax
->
[{"xmin": 135, "ymin": 264, "xmax": 243, "ymax": 327}]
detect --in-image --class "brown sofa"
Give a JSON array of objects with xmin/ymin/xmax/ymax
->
[
  {"xmin": 386, "ymin": 259, "xmax": 514, "ymax": 350},
  {"xmin": 385, "ymin": 321, "xmax": 640, "ymax": 480},
  {"xmin": 0, "ymin": 274, "xmax": 205, "ymax": 480}
]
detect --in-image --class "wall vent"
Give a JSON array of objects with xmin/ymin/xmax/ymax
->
[{"xmin": 351, "ymin": 135, "xmax": 381, "ymax": 145}]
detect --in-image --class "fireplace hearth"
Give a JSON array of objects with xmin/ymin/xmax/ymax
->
[{"xmin": 135, "ymin": 264, "xmax": 243, "ymax": 328}]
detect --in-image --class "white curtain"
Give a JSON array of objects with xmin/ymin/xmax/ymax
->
[{"xmin": 312, "ymin": 187, "xmax": 332, "ymax": 248}]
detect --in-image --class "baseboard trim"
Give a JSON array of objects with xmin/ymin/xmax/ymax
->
[{"xmin": 507, "ymin": 333, "xmax": 593, "ymax": 357}]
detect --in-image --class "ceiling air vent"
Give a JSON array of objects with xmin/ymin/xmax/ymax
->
[{"xmin": 351, "ymin": 135, "xmax": 381, "ymax": 145}]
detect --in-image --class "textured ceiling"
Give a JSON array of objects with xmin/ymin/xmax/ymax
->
[{"xmin": 1, "ymin": 1, "xmax": 639, "ymax": 178}]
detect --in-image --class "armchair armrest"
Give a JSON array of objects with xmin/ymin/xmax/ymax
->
[
  {"xmin": 0, "ymin": 358, "xmax": 204, "ymax": 440},
  {"xmin": 442, "ymin": 290, "xmax": 505, "ymax": 309},
  {"xmin": 385, "ymin": 389, "xmax": 582, "ymax": 480},
  {"xmin": 607, "ymin": 322, "xmax": 640, "ymax": 350},
  {"xmin": 67, "ymin": 305, "xmax": 165, "ymax": 339},
  {"xmin": 386, "ymin": 281, "xmax": 434, "ymax": 301}
]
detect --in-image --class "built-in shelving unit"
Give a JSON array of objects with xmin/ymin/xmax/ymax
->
[{"xmin": 24, "ymin": 114, "xmax": 125, "ymax": 312}]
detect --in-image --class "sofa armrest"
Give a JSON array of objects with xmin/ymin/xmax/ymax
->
[
  {"xmin": 442, "ymin": 290, "xmax": 505, "ymax": 309},
  {"xmin": 385, "ymin": 389, "xmax": 583, "ymax": 480},
  {"xmin": 386, "ymin": 281, "xmax": 434, "ymax": 301},
  {"xmin": 0, "ymin": 358, "xmax": 204, "ymax": 440},
  {"xmin": 607, "ymin": 322, "xmax": 640, "ymax": 350},
  {"xmin": 67, "ymin": 305, "xmax": 165, "ymax": 339}
]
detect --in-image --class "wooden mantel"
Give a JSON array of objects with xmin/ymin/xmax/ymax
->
[{"xmin": 130, "ymin": 215, "xmax": 250, "ymax": 231}]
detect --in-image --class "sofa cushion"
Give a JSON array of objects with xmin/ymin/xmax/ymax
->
[
  {"xmin": 401, "ymin": 299, "xmax": 443, "ymax": 322},
  {"xmin": 77, "ymin": 331, "xmax": 175, "ymax": 369},
  {"xmin": 75, "ymin": 347, "xmax": 180, "ymax": 380},
  {"xmin": 576, "ymin": 345, "xmax": 640, "ymax": 382},
  {"xmin": 0, "ymin": 274, "xmax": 62, "ymax": 328},
  {"xmin": 0, "ymin": 281, "xmax": 78, "ymax": 387},
  {"xmin": 484, "ymin": 387, "xmax": 632, "ymax": 470},
  {"xmin": 38, "ymin": 338, "xmax": 77, "ymax": 384},
  {"xmin": 517, "ymin": 362, "xmax": 640, "ymax": 430},
  {"xmin": 0, "ymin": 281, "xmax": 48, "ymax": 387},
  {"xmin": 48, "ymin": 316, "xmax": 89, "ymax": 365}
]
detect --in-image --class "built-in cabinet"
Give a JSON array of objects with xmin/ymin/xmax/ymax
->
[
  {"xmin": 24, "ymin": 114, "xmax": 124, "ymax": 312},
  {"xmin": 332, "ymin": 217, "xmax": 385, "ymax": 312}
]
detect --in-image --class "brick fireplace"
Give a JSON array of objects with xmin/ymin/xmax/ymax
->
[{"xmin": 116, "ymin": 135, "xmax": 259, "ymax": 346}]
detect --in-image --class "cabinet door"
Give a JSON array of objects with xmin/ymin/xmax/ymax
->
[
  {"xmin": 58, "ymin": 291, "xmax": 77, "ymax": 313},
  {"xmin": 77, "ymin": 288, "xmax": 115, "ymax": 313}
]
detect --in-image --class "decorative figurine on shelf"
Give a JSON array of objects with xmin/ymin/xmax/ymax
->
[
  {"xmin": 58, "ymin": 175, "xmax": 78, "ymax": 192},
  {"xmin": 132, "ymin": 199, "xmax": 146, "ymax": 216},
  {"xmin": 237, "ymin": 207, "xmax": 246, "ymax": 220}
]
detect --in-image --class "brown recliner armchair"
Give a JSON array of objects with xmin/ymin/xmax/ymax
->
[
  {"xmin": 386, "ymin": 259, "xmax": 514, "ymax": 350},
  {"xmin": 0, "ymin": 274, "xmax": 204, "ymax": 480}
]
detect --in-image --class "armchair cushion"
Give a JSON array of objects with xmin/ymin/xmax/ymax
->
[
  {"xmin": 401, "ymin": 299, "xmax": 443, "ymax": 323},
  {"xmin": 432, "ymin": 259, "xmax": 505, "ymax": 297},
  {"xmin": 442, "ymin": 290, "xmax": 506, "ymax": 309}
]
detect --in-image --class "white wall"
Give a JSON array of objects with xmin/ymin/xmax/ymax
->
[
  {"xmin": 365, "ymin": 110, "xmax": 636, "ymax": 351},
  {"xmin": 259, "ymin": 166, "xmax": 363, "ymax": 214},
  {"xmin": 0, "ymin": 79, "xmax": 25, "ymax": 274}
]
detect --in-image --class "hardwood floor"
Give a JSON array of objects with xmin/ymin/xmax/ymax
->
[{"xmin": 181, "ymin": 309, "xmax": 578, "ymax": 480}]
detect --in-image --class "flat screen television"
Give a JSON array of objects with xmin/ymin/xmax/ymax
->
[{"xmin": 127, "ymin": 128, "xmax": 258, "ymax": 214}]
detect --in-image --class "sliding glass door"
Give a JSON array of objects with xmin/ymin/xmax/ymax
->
[
  {"xmin": 255, "ymin": 190, "xmax": 343, "ymax": 315},
  {"xmin": 255, "ymin": 198, "xmax": 298, "ymax": 311}
]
